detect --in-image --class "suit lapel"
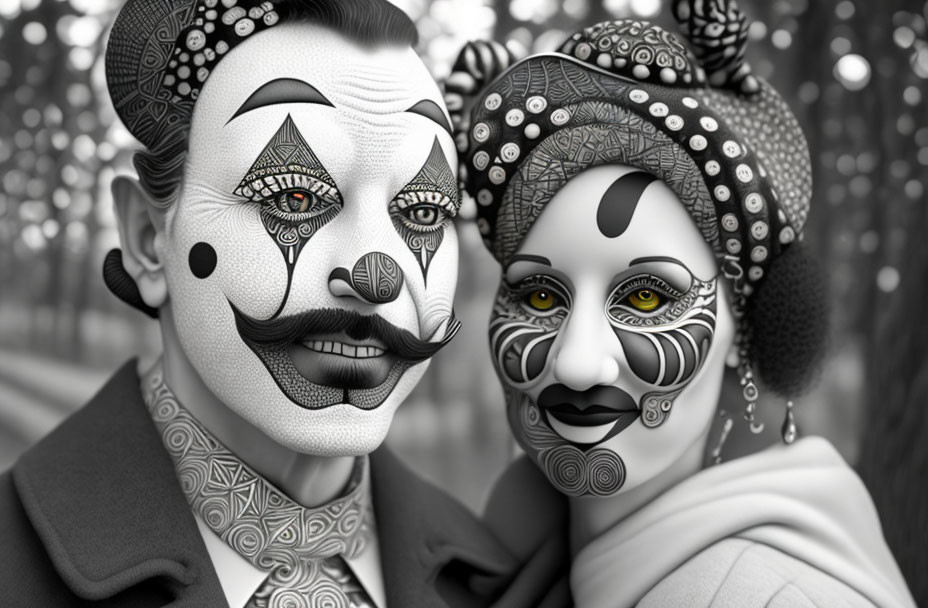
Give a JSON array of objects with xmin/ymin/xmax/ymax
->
[
  {"xmin": 13, "ymin": 360, "xmax": 226, "ymax": 606},
  {"xmin": 13, "ymin": 361, "xmax": 523, "ymax": 607}
]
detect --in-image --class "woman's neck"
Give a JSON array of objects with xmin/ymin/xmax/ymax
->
[
  {"xmin": 568, "ymin": 435, "xmax": 707, "ymax": 555},
  {"xmin": 158, "ymin": 309, "xmax": 356, "ymax": 509}
]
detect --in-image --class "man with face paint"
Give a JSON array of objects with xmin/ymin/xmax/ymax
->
[
  {"xmin": 0, "ymin": 1, "xmax": 522, "ymax": 607},
  {"xmin": 448, "ymin": 1, "xmax": 916, "ymax": 606}
]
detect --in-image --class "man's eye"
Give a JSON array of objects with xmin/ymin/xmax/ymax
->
[
  {"xmin": 525, "ymin": 289, "xmax": 557, "ymax": 311},
  {"xmin": 274, "ymin": 190, "xmax": 318, "ymax": 214},
  {"xmin": 626, "ymin": 289, "xmax": 661, "ymax": 312},
  {"xmin": 405, "ymin": 204, "xmax": 442, "ymax": 226}
]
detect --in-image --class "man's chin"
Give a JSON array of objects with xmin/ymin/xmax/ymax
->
[{"xmin": 254, "ymin": 401, "xmax": 398, "ymax": 457}]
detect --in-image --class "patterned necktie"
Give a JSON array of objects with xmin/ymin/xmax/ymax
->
[{"xmin": 142, "ymin": 363, "xmax": 378, "ymax": 608}]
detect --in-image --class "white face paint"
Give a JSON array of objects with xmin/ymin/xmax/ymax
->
[
  {"xmin": 490, "ymin": 165, "xmax": 734, "ymax": 497},
  {"xmin": 161, "ymin": 23, "xmax": 459, "ymax": 457}
]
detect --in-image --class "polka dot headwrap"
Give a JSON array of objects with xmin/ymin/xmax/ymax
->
[
  {"xmin": 106, "ymin": 0, "xmax": 289, "ymax": 151},
  {"xmin": 451, "ymin": 0, "xmax": 812, "ymax": 308},
  {"xmin": 106, "ymin": 0, "xmax": 286, "ymax": 148}
]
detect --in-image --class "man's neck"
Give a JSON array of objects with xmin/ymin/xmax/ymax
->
[{"xmin": 158, "ymin": 308, "xmax": 356, "ymax": 508}]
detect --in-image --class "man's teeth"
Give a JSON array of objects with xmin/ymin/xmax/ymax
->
[{"xmin": 304, "ymin": 340, "xmax": 385, "ymax": 359}]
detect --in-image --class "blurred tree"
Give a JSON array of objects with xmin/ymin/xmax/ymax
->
[{"xmin": 854, "ymin": 1, "xmax": 928, "ymax": 604}]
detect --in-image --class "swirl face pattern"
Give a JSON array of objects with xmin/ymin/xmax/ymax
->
[
  {"xmin": 509, "ymin": 390, "xmax": 626, "ymax": 497},
  {"xmin": 142, "ymin": 363, "xmax": 376, "ymax": 608}
]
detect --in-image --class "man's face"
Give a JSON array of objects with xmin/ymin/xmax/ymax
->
[
  {"xmin": 161, "ymin": 23, "xmax": 459, "ymax": 456},
  {"xmin": 490, "ymin": 165, "xmax": 734, "ymax": 497}
]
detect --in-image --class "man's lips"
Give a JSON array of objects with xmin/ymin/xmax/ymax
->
[{"xmin": 288, "ymin": 333, "xmax": 394, "ymax": 389}]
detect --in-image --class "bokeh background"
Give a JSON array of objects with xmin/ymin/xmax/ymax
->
[{"xmin": 1, "ymin": 0, "xmax": 926, "ymax": 601}]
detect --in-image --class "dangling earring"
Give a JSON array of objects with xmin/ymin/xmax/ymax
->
[
  {"xmin": 739, "ymin": 359, "xmax": 764, "ymax": 434},
  {"xmin": 710, "ymin": 409, "xmax": 734, "ymax": 465},
  {"xmin": 781, "ymin": 400, "xmax": 798, "ymax": 444},
  {"xmin": 736, "ymin": 326, "xmax": 764, "ymax": 434}
]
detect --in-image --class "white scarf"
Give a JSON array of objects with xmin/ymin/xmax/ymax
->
[{"xmin": 571, "ymin": 437, "xmax": 915, "ymax": 608}]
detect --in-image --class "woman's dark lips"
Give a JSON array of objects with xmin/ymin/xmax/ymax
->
[
  {"xmin": 537, "ymin": 383, "xmax": 641, "ymax": 445},
  {"xmin": 545, "ymin": 404, "xmax": 632, "ymax": 427}
]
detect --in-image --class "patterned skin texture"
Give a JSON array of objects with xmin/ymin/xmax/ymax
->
[
  {"xmin": 143, "ymin": 363, "xmax": 377, "ymax": 608},
  {"xmin": 160, "ymin": 24, "xmax": 459, "ymax": 456},
  {"xmin": 489, "ymin": 165, "xmax": 732, "ymax": 498},
  {"xmin": 235, "ymin": 115, "xmax": 344, "ymax": 315},
  {"xmin": 389, "ymin": 137, "xmax": 460, "ymax": 282},
  {"xmin": 492, "ymin": 274, "xmax": 718, "ymax": 496}
]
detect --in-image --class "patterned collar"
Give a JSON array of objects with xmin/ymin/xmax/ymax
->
[{"xmin": 141, "ymin": 361, "xmax": 372, "ymax": 570}]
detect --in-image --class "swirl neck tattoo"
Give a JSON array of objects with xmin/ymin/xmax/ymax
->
[{"xmin": 141, "ymin": 361, "xmax": 377, "ymax": 608}]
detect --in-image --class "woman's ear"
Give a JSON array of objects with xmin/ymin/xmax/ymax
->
[{"xmin": 112, "ymin": 175, "xmax": 168, "ymax": 310}]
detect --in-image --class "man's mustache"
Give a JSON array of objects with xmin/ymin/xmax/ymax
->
[{"xmin": 230, "ymin": 304, "xmax": 461, "ymax": 363}]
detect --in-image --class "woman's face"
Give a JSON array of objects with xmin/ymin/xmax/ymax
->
[{"xmin": 490, "ymin": 165, "xmax": 735, "ymax": 498}]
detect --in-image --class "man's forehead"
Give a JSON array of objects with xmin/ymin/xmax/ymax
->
[{"xmin": 200, "ymin": 22, "xmax": 444, "ymax": 122}]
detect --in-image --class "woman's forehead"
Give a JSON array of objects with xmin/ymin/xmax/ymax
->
[{"xmin": 517, "ymin": 165, "xmax": 717, "ymax": 279}]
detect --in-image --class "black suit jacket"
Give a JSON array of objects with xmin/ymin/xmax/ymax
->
[{"xmin": 0, "ymin": 361, "xmax": 522, "ymax": 607}]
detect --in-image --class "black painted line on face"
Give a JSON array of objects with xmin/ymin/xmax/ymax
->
[
  {"xmin": 506, "ymin": 254, "xmax": 552, "ymax": 270},
  {"xmin": 405, "ymin": 99, "xmax": 453, "ymax": 136},
  {"xmin": 596, "ymin": 172, "xmax": 658, "ymax": 238},
  {"xmin": 629, "ymin": 255, "xmax": 691, "ymax": 268},
  {"xmin": 227, "ymin": 78, "xmax": 335, "ymax": 124}
]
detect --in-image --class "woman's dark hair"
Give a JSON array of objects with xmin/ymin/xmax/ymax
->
[{"xmin": 746, "ymin": 241, "xmax": 829, "ymax": 397}]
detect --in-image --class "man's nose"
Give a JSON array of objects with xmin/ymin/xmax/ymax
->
[
  {"xmin": 552, "ymin": 303, "xmax": 621, "ymax": 391},
  {"xmin": 328, "ymin": 251, "xmax": 405, "ymax": 304}
]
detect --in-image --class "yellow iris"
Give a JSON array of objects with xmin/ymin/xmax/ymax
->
[
  {"xmin": 628, "ymin": 289, "xmax": 660, "ymax": 312},
  {"xmin": 527, "ymin": 290, "xmax": 556, "ymax": 311}
]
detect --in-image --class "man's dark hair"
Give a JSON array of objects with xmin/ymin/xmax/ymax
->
[{"xmin": 107, "ymin": 0, "xmax": 418, "ymax": 207}]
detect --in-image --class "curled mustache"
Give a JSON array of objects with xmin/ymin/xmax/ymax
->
[{"xmin": 230, "ymin": 303, "xmax": 461, "ymax": 363}]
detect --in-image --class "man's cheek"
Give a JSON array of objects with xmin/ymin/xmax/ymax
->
[{"xmin": 169, "ymin": 204, "xmax": 289, "ymax": 319}]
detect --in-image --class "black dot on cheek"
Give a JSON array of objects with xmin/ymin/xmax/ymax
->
[{"xmin": 188, "ymin": 242, "xmax": 217, "ymax": 279}]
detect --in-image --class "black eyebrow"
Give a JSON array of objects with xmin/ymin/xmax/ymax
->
[
  {"xmin": 506, "ymin": 254, "xmax": 552, "ymax": 271},
  {"xmin": 228, "ymin": 78, "xmax": 334, "ymax": 124},
  {"xmin": 629, "ymin": 256, "xmax": 690, "ymax": 269},
  {"xmin": 405, "ymin": 99, "xmax": 453, "ymax": 136}
]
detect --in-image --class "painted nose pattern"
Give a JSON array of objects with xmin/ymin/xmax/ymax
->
[{"xmin": 351, "ymin": 252, "xmax": 404, "ymax": 304}]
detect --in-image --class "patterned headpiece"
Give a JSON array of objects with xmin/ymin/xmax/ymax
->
[
  {"xmin": 106, "ymin": 0, "xmax": 288, "ymax": 150},
  {"xmin": 449, "ymin": 0, "xmax": 812, "ymax": 304}
]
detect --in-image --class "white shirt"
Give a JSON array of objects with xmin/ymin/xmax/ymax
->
[{"xmin": 195, "ymin": 515, "xmax": 387, "ymax": 608}]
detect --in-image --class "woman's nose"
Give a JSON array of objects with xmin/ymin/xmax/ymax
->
[{"xmin": 552, "ymin": 304, "xmax": 621, "ymax": 391}]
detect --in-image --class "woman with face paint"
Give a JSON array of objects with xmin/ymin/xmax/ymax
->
[{"xmin": 447, "ymin": 1, "xmax": 915, "ymax": 606}]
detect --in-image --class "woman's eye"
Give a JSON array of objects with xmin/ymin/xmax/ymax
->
[
  {"xmin": 405, "ymin": 204, "xmax": 442, "ymax": 226},
  {"xmin": 275, "ymin": 190, "xmax": 317, "ymax": 214},
  {"xmin": 627, "ymin": 289, "xmax": 661, "ymax": 312},
  {"xmin": 525, "ymin": 289, "xmax": 557, "ymax": 311}
]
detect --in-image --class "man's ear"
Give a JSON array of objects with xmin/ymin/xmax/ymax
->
[{"xmin": 112, "ymin": 175, "xmax": 168, "ymax": 310}]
